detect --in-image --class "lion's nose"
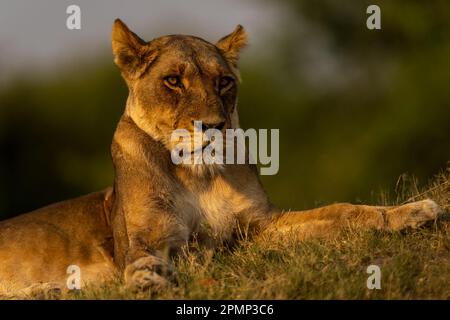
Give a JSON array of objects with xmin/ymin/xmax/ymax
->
[
  {"xmin": 203, "ymin": 121, "xmax": 225, "ymax": 131},
  {"xmin": 193, "ymin": 120, "xmax": 225, "ymax": 131}
]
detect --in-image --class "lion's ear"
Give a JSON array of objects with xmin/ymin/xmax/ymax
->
[
  {"xmin": 111, "ymin": 19, "xmax": 158, "ymax": 80},
  {"xmin": 216, "ymin": 25, "xmax": 248, "ymax": 66}
]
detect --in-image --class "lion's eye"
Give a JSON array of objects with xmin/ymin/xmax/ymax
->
[
  {"xmin": 219, "ymin": 76, "xmax": 234, "ymax": 90},
  {"xmin": 164, "ymin": 76, "xmax": 182, "ymax": 88}
]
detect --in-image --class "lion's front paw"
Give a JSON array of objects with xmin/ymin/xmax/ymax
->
[
  {"xmin": 387, "ymin": 199, "xmax": 444, "ymax": 230},
  {"xmin": 124, "ymin": 256, "xmax": 173, "ymax": 291}
]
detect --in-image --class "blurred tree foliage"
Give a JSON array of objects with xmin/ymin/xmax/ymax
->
[{"xmin": 1, "ymin": 0, "xmax": 449, "ymax": 219}]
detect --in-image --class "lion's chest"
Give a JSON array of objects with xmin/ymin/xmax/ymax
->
[
  {"xmin": 176, "ymin": 187, "xmax": 241, "ymax": 244},
  {"xmin": 174, "ymin": 176, "xmax": 266, "ymax": 245}
]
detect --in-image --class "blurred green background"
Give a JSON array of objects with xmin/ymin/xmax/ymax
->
[{"xmin": 1, "ymin": 0, "xmax": 449, "ymax": 219}]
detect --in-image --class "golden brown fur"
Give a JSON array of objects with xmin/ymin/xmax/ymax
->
[{"xmin": 0, "ymin": 19, "xmax": 444, "ymax": 297}]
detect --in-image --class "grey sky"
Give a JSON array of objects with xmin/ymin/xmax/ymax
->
[{"xmin": 0, "ymin": 0, "xmax": 286, "ymax": 83}]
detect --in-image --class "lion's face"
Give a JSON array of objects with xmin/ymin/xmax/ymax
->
[
  {"xmin": 112, "ymin": 20, "xmax": 247, "ymax": 157},
  {"xmin": 131, "ymin": 36, "xmax": 238, "ymax": 150}
]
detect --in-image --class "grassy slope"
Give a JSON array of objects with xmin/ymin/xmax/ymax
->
[{"xmin": 63, "ymin": 170, "xmax": 449, "ymax": 300}]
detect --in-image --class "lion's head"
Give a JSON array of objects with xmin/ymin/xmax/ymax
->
[{"xmin": 111, "ymin": 19, "xmax": 247, "ymax": 171}]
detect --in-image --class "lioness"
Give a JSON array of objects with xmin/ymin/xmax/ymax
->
[{"xmin": 0, "ymin": 19, "xmax": 444, "ymax": 297}]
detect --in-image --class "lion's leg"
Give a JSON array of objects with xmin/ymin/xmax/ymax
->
[
  {"xmin": 118, "ymin": 228, "xmax": 184, "ymax": 291},
  {"xmin": 263, "ymin": 199, "xmax": 443, "ymax": 240}
]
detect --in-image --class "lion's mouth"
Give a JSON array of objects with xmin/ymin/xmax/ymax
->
[{"xmin": 191, "ymin": 142, "xmax": 210, "ymax": 154}]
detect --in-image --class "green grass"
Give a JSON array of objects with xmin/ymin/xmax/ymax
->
[{"xmin": 59, "ymin": 170, "xmax": 449, "ymax": 299}]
